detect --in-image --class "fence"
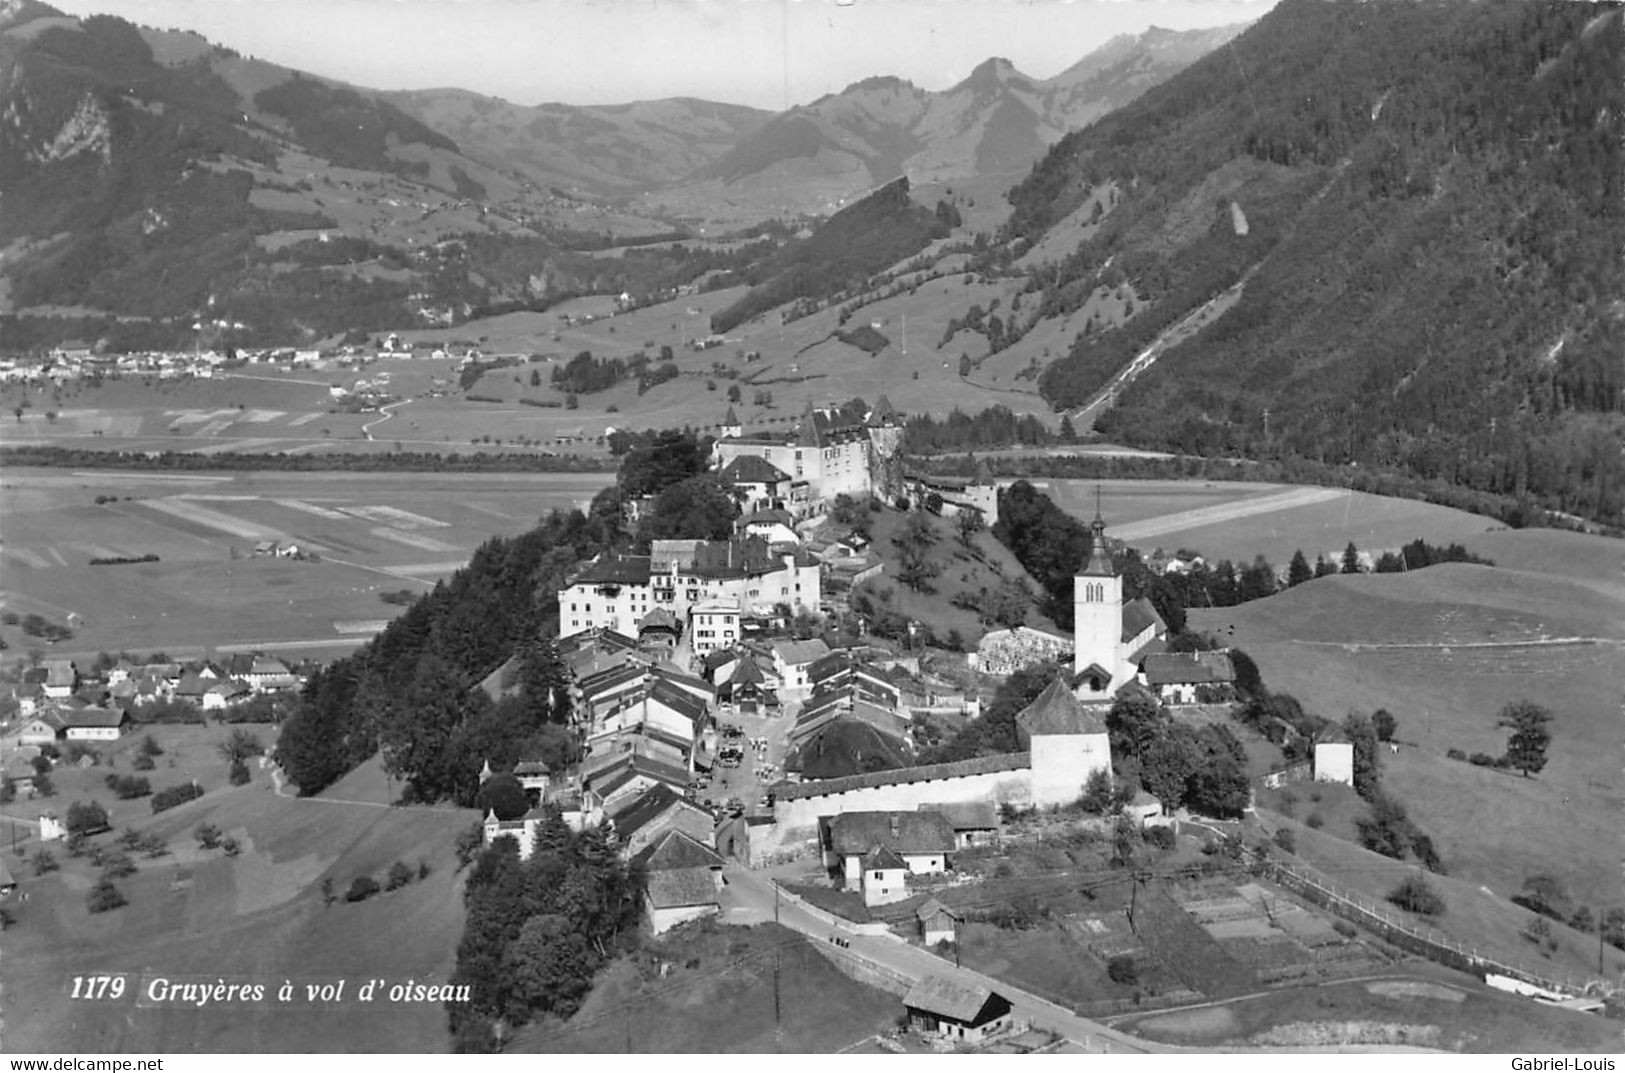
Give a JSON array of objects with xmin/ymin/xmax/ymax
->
[{"xmin": 1245, "ymin": 849, "xmax": 1589, "ymax": 997}]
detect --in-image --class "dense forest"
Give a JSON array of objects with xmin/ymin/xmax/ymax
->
[
  {"xmin": 1003, "ymin": 0, "xmax": 1623, "ymax": 526},
  {"xmin": 272, "ymin": 433, "xmax": 709, "ymax": 799},
  {"xmin": 710, "ymin": 178, "xmax": 950, "ymax": 333},
  {"xmin": 447, "ymin": 818, "xmax": 644, "ymax": 1052}
]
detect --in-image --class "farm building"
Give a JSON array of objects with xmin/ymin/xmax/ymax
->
[
  {"xmin": 41, "ymin": 660, "xmax": 77, "ymax": 699},
  {"xmin": 639, "ymin": 831, "xmax": 725, "ymax": 935},
  {"xmin": 1140, "ymin": 650, "xmax": 1237, "ymax": 704},
  {"xmin": 902, "ymin": 975, "xmax": 1012, "ymax": 1043},
  {"xmin": 916, "ymin": 898, "xmax": 961, "ymax": 946},
  {"xmin": 57, "ymin": 707, "xmax": 129, "ymax": 742}
]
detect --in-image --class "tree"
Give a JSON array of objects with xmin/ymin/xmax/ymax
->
[
  {"xmin": 195, "ymin": 823, "xmax": 222, "ymax": 850},
  {"xmin": 1371, "ymin": 709, "xmax": 1397, "ymax": 742},
  {"xmin": 1287, "ymin": 549, "xmax": 1313, "ymax": 587},
  {"xmin": 1059, "ymin": 414, "xmax": 1077, "ymax": 443},
  {"xmin": 1496, "ymin": 700, "xmax": 1553, "ymax": 777},
  {"xmin": 1313, "ymin": 553, "xmax": 1337, "ymax": 579},
  {"xmin": 726, "ymin": 383, "xmax": 741, "ymax": 403},
  {"xmin": 386, "ymin": 860, "xmax": 415, "ymax": 891},
  {"xmin": 1342, "ymin": 712, "xmax": 1382, "ymax": 799},
  {"xmin": 955, "ymin": 507, "xmax": 984, "ymax": 547},
  {"xmin": 1340, "ymin": 542, "xmax": 1364, "ymax": 574},
  {"xmin": 893, "ymin": 512, "xmax": 943, "ymax": 593},
  {"xmin": 474, "ymin": 773, "xmax": 529, "ymax": 821},
  {"xmin": 33, "ymin": 849, "xmax": 59, "ymax": 876},
  {"xmin": 1079, "ymin": 768, "xmax": 1115, "ymax": 814},
  {"xmin": 87, "ymin": 877, "xmax": 127, "ymax": 914},
  {"xmin": 504, "ymin": 912, "xmax": 596, "ymax": 1020},
  {"xmin": 635, "ymin": 474, "xmax": 738, "ymax": 544},
  {"xmin": 345, "ymin": 875, "xmax": 380, "ymax": 902},
  {"xmin": 1388, "ymin": 874, "xmax": 1445, "ymax": 916},
  {"xmin": 66, "ymin": 800, "xmax": 111, "ymax": 836}
]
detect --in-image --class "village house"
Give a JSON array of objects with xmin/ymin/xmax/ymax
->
[
  {"xmin": 824, "ymin": 810, "xmax": 955, "ymax": 904},
  {"xmin": 902, "ymin": 976, "xmax": 1012, "ymax": 1044},
  {"xmin": 608, "ymin": 784, "xmax": 715, "ymax": 860},
  {"xmin": 1139, "ymin": 650, "xmax": 1237, "ymax": 705},
  {"xmin": 638, "ymin": 830, "xmax": 726, "ymax": 935},
  {"xmin": 41, "ymin": 660, "xmax": 78, "ymax": 700},
  {"xmin": 772, "ymin": 638, "xmax": 830, "ymax": 695},
  {"xmin": 18, "ymin": 713, "xmax": 63, "ymax": 748},
  {"xmin": 57, "ymin": 706, "xmax": 128, "ymax": 742}
]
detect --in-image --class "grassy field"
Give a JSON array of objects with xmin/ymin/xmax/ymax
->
[
  {"xmin": 1042, "ymin": 478, "xmax": 1502, "ymax": 566},
  {"xmin": 1, "ymin": 725, "xmax": 477, "ymax": 1053},
  {"xmin": 1120, "ymin": 969, "xmax": 1620, "ymax": 1052},
  {"xmin": 1191, "ymin": 538, "xmax": 1625, "ymax": 916},
  {"xmin": 0, "ymin": 467, "xmax": 611, "ymax": 661},
  {"xmin": 513, "ymin": 921, "xmax": 898, "ymax": 1053},
  {"xmin": 856, "ymin": 504, "xmax": 1060, "ymax": 644}
]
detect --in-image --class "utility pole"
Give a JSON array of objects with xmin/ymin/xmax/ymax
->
[{"xmin": 1262, "ymin": 407, "xmax": 1270, "ymax": 441}]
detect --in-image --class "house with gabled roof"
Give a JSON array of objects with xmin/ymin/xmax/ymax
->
[
  {"xmin": 18, "ymin": 712, "xmax": 64, "ymax": 747},
  {"xmin": 609, "ymin": 784, "xmax": 715, "ymax": 859},
  {"xmin": 773, "ymin": 638, "xmax": 830, "ymax": 694},
  {"xmin": 1140, "ymin": 650, "xmax": 1237, "ymax": 704},
  {"xmin": 634, "ymin": 827, "xmax": 725, "ymax": 935},
  {"xmin": 42, "ymin": 660, "xmax": 77, "ymax": 700},
  {"xmin": 916, "ymin": 897, "xmax": 961, "ymax": 945},
  {"xmin": 824, "ymin": 810, "xmax": 954, "ymax": 899},
  {"xmin": 903, "ymin": 975, "xmax": 1012, "ymax": 1043},
  {"xmin": 58, "ymin": 706, "xmax": 128, "ymax": 741}
]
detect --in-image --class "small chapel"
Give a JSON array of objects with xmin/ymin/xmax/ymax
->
[{"xmin": 1072, "ymin": 509, "xmax": 1167, "ymax": 700}]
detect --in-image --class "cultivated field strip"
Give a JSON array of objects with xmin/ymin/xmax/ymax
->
[
  {"xmin": 141, "ymin": 496, "xmax": 283, "ymax": 540},
  {"xmin": 367, "ymin": 526, "xmax": 461, "ymax": 552},
  {"xmin": 1110, "ymin": 486, "xmax": 1345, "ymax": 542},
  {"xmin": 274, "ymin": 498, "xmax": 351, "ymax": 520}
]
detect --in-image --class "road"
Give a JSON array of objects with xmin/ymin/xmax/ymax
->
[{"xmin": 718, "ymin": 862, "xmax": 1159, "ymax": 1053}]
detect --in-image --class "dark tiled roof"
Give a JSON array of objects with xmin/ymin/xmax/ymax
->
[
  {"xmin": 57, "ymin": 706, "xmax": 127, "ymax": 729},
  {"xmin": 790, "ymin": 719, "xmax": 910, "ymax": 780},
  {"xmin": 1141, "ymin": 650, "xmax": 1235, "ymax": 686},
  {"xmin": 645, "ymin": 868, "xmax": 720, "ymax": 910},
  {"xmin": 1121, "ymin": 596, "xmax": 1166, "ymax": 643},
  {"xmin": 609, "ymin": 784, "xmax": 688, "ymax": 839},
  {"xmin": 647, "ymin": 677, "xmax": 706, "ymax": 723},
  {"xmin": 635, "ymin": 829, "xmax": 724, "ymax": 872},
  {"xmin": 1015, "ymin": 679, "xmax": 1107, "ymax": 736},
  {"xmin": 570, "ymin": 555, "xmax": 653, "ymax": 586},
  {"xmin": 903, "ymin": 975, "xmax": 1003, "ymax": 1023},
  {"xmin": 721, "ymin": 455, "xmax": 790, "ymax": 485},
  {"xmin": 640, "ymin": 607, "xmax": 679, "ymax": 632},
  {"xmin": 827, "ymin": 811, "xmax": 955, "ymax": 856},
  {"xmin": 920, "ymin": 801, "xmax": 998, "ymax": 831},
  {"xmin": 916, "ymin": 897, "xmax": 959, "ymax": 922},
  {"xmin": 773, "ymin": 752, "xmax": 1029, "ymax": 801},
  {"xmin": 864, "ymin": 845, "xmax": 907, "ymax": 870}
]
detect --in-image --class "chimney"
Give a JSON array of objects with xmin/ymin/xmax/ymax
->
[{"xmin": 889, "ymin": 815, "xmax": 900, "ymax": 837}]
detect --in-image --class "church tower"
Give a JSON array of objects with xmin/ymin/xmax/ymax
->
[
  {"xmin": 1072, "ymin": 506, "xmax": 1122, "ymax": 696},
  {"xmin": 720, "ymin": 405, "xmax": 742, "ymax": 439}
]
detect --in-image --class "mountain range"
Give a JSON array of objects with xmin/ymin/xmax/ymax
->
[{"xmin": 1, "ymin": 0, "xmax": 1620, "ymax": 527}]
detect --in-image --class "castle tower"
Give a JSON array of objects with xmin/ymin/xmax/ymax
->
[
  {"xmin": 865, "ymin": 394, "xmax": 905, "ymax": 501},
  {"xmin": 1072, "ymin": 506, "xmax": 1122, "ymax": 696}
]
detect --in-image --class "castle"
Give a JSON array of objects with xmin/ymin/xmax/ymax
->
[{"xmin": 711, "ymin": 397, "xmax": 906, "ymax": 514}]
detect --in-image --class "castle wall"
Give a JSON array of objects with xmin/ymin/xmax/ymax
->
[{"xmin": 754, "ymin": 767, "xmax": 1033, "ymax": 861}]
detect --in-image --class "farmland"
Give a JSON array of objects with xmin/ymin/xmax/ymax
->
[
  {"xmin": 1189, "ymin": 528, "xmax": 1625, "ymax": 924},
  {"xmin": 1041, "ymin": 478, "xmax": 1502, "ymax": 567},
  {"xmin": 1121, "ymin": 970, "xmax": 1619, "ymax": 1052},
  {"xmin": 0, "ymin": 723, "xmax": 477, "ymax": 1053},
  {"xmin": 0, "ymin": 467, "xmax": 612, "ymax": 660}
]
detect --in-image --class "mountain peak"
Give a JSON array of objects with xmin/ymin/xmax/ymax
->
[{"xmin": 953, "ymin": 56, "xmax": 1034, "ymax": 95}]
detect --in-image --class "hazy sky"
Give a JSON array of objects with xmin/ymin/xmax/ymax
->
[{"xmin": 49, "ymin": 0, "xmax": 1273, "ymax": 110}]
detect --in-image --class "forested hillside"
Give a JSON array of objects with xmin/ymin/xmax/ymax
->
[{"xmin": 1006, "ymin": 0, "xmax": 1623, "ymax": 526}]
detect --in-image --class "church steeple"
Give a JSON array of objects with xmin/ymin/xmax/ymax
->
[{"xmin": 1081, "ymin": 488, "xmax": 1115, "ymax": 577}]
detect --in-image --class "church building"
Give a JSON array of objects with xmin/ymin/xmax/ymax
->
[{"xmin": 1072, "ymin": 511, "xmax": 1166, "ymax": 700}]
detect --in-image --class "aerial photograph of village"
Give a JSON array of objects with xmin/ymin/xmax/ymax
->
[{"xmin": 0, "ymin": 0, "xmax": 1620, "ymax": 1058}]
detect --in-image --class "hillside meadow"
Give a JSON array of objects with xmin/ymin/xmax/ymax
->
[
  {"xmin": 1190, "ymin": 530, "xmax": 1625, "ymax": 917},
  {"xmin": 1, "ymin": 724, "xmax": 478, "ymax": 1053}
]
